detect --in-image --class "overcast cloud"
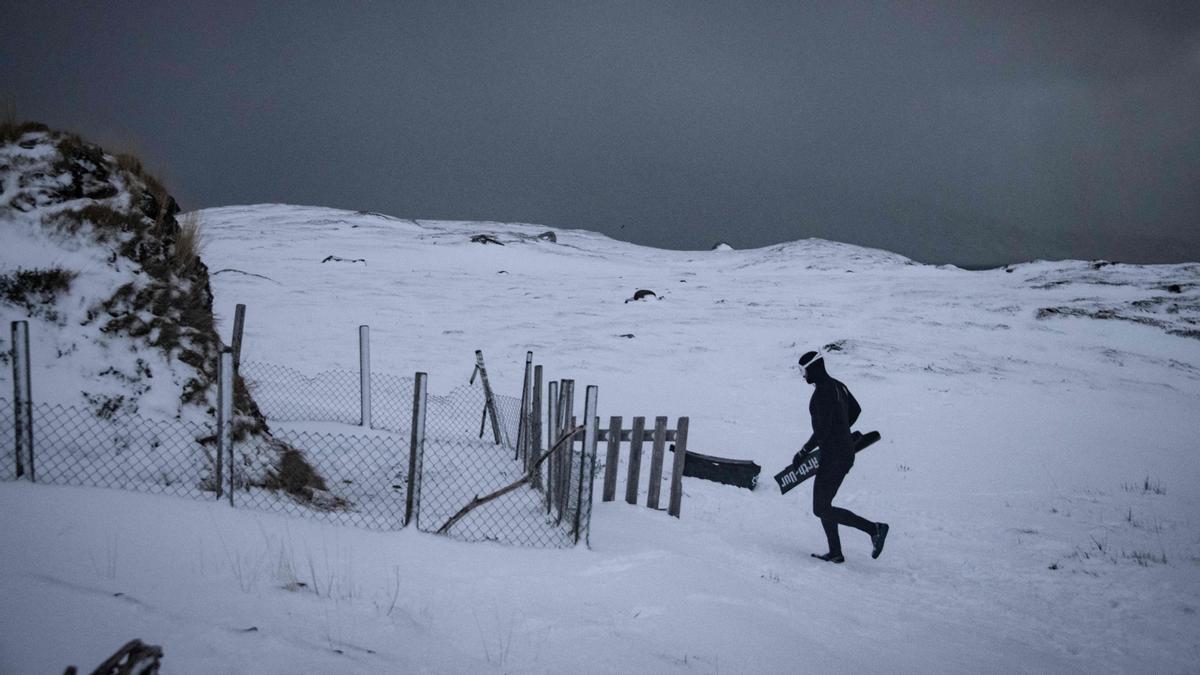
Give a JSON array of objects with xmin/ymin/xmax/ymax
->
[{"xmin": 4, "ymin": 1, "xmax": 1198, "ymax": 266}]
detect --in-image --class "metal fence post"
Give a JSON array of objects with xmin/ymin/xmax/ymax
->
[
  {"xmin": 406, "ymin": 372, "xmax": 427, "ymax": 527},
  {"xmin": 359, "ymin": 325, "xmax": 371, "ymax": 428},
  {"xmin": 218, "ymin": 348, "xmax": 235, "ymax": 505},
  {"xmin": 11, "ymin": 321, "xmax": 33, "ymax": 481},
  {"xmin": 574, "ymin": 385, "xmax": 598, "ymax": 544}
]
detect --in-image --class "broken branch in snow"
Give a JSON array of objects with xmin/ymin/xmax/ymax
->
[
  {"xmin": 437, "ymin": 425, "xmax": 585, "ymax": 535},
  {"xmin": 210, "ymin": 268, "xmax": 280, "ymax": 284}
]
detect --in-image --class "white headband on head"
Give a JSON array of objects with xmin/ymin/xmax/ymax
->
[{"xmin": 799, "ymin": 350, "xmax": 825, "ymax": 372}]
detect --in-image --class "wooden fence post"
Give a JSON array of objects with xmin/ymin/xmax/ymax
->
[
  {"xmin": 557, "ymin": 381, "xmax": 575, "ymax": 524},
  {"xmin": 515, "ymin": 352, "xmax": 532, "ymax": 461},
  {"xmin": 625, "ymin": 416, "xmax": 646, "ymax": 505},
  {"xmin": 230, "ymin": 303, "xmax": 246, "ymax": 374},
  {"xmin": 602, "ymin": 416, "xmax": 622, "ymax": 502},
  {"xmin": 530, "ymin": 365, "xmax": 543, "ymax": 489},
  {"xmin": 574, "ymin": 385, "xmax": 598, "ymax": 543},
  {"xmin": 668, "ymin": 417, "xmax": 689, "ymax": 518},
  {"xmin": 546, "ymin": 379, "xmax": 558, "ymax": 514},
  {"xmin": 472, "ymin": 350, "xmax": 504, "ymax": 446},
  {"xmin": 646, "ymin": 416, "xmax": 668, "ymax": 510}
]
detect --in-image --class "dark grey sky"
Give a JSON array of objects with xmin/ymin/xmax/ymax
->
[{"xmin": 5, "ymin": 1, "xmax": 1199, "ymax": 266}]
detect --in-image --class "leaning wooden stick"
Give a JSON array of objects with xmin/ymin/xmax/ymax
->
[{"xmin": 437, "ymin": 424, "xmax": 585, "ymax": 535}]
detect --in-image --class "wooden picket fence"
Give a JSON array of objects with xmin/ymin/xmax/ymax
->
[{"xmin": 571, "ymin": 416, "xmax": 690, "ymax": 518}]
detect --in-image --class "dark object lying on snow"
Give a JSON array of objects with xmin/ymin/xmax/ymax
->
[
  {"xmin": 775, "ymin": 430, "xmax": 881, "ymax": 495},
  {"xmin": 669, "ymin": 444, "xmax": 761, "ymax": 490},
  {"xmin": 64, "ymin": 639, "xmax": 163, "ymax": 675},
  {"xmin": 470, "ymin": 234, "xmax": 503, "ymax": 245},
  {"xmin": 624, "ymin": 289, "xmax": 657, "ymax": 303},
  {"xmin": 321, "ymin": 255, "xmax": 365, "ymax": 264}
]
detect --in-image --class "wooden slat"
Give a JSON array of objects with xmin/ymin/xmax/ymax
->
[
  {"xmin": 530, "ymin": 365, "xmax": 543, "ymax": 489},
  {"xmin": 558, "ymin": 404, "xmax": 576, "ymax": 525},
  {"xmin": 602, "ymin": 416, "xmax": 622, "ymax": 502},
  {"xmin": 625, "ymin": 416, "xmax": 646, "ymax": 505},
  {"xmin": 575, "ymin": 386, "xmax": 599, "ymax": 543},
  {"xmin": 231, "ymin": 303, "xmax": 246, "ymax": 372},
  {"xmin": 515, "ymin": 352, "xmax": 532, "ymax": 461},
  {"xmin": 561, "ymin": 377, "xmax": 575, "ymax": 510},
  {"xmin": 594, "ymin": 429, "xmax": 678, "ymax": 443},
  {"xmin": 668, "ymin": 417, "xmax": 689, "ymax": 518},
  {"xmin": 646, "ymin": 416, "xmax": 668, "ymax": 510},
  {"xmin": 545, "ymin": 380, "xmax": 558, "ymax": 515}
]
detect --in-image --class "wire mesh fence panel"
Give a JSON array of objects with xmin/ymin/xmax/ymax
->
[
  {"xmin": 0, "ymin": 398, "xmax": 14, "ymax": 481},
  {"xmin": 31, "ymin": 402, "xmax": 217, "ymax": 499},
  {"xmin": 369, "ymin": 372, "xmax": 416, "ymax": 434},
  {"xmin": 243, "ymin": 360, "xmax": 521, "ymax": 450},
  {"xmin": 0, "ymin": 351, "xmax": 593, "ymax": 547},
  {"xmin": 558, "ymin": 446, "xmax": 596, "ymax": 545},
  {"xmin": 240, "ymin": 362, "xmax": 362, "ymax": 426},
  {"xmin": 491, "ymin": 392, "xmax": 522, "ymax": 453},
  {"xmin": 236, "ymin": 426, "xmax": 409, "ymax": 530},
  {"xmin": 416, "ymin": 435, "xmax": 575, "ymax": 547},
  {"xmin": 423, "ymin": 383, "xmax": 518, "ymax": 450}
]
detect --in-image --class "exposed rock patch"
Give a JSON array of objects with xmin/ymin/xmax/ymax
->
[{"xmin": 0, "ymin": 122, "xmax": 333, "ymax": 504}]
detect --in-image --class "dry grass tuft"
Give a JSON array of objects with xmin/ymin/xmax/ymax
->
[
  {"xmin": 174, "ymin": 211, "xmax": 205, "ymax": 272},
  {"xmin": 1, "ymin": 118, "xmax": 50, "ymax": 145}
]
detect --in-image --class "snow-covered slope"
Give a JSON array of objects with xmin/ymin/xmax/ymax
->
[{"xmin": 2, "ymin": 202, "xmax": 1198, "ymax": 672}]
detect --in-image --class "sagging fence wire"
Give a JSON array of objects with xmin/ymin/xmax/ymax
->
[
  {"xmin": 239, "ymin": 361, "xmax": 524, "ymax": 445},
  {"xmin": 2, "ymin": 354, "xmax": 595, "ymax": 547}
]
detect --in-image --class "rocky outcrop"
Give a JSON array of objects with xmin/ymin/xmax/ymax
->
[{"xmin": 0, "ymin": 122, "xmax": 331, "ymax": 503}]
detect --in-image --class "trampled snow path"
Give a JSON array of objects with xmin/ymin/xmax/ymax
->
[{"xmin": 2, "ymin": 204, "xmax": 1198, "ymax": 672}]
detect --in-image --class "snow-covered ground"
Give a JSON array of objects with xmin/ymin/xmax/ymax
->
[{"xmin": 3, "ymin": 203, "xmax": 1199, "ymax": 672}]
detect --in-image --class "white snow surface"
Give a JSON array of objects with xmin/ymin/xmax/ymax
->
[{"xmin": 3, "ymin": 203, "xmax": 1199, "ymax": 673}]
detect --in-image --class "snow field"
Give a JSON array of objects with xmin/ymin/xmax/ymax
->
[{"xmin": 2, "ymin": 203, "xmax": 1198, "ymax": 672}]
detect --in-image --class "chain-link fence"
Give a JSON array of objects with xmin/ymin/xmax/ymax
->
[
  {"xmin": 237, "ymin": 363, "xmax": 588, "ymax": 546},
  {"xmin": 240, "ymin": 361, "xmax": 421, "ymax": 433},
  {"xmin": 2, "ymin": 357, "xmax": 594, "ymax": 548},
  {"xmin": 240, "ymin": 361, "xmax": 523, "ymax": 447},
  {"xmin": 239, "ymin": 426, "xmax": 412, "ymax": 531},
  {"xmin": 0, "ymin": 398, "xmax": 13, "ymax": 482},
  {"xmin": 16, "ymin": 401, "xmax": 215, "ymax": 499}
]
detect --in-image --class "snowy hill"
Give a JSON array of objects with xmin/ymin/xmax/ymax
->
[{"xmin": 3, "ymin": 198, "xmax": 1199, "ymax": 672}]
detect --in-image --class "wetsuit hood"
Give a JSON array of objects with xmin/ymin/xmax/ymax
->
[{"xmin": 799, "ymin": 350, "xmax": 830, "ymax": 382}]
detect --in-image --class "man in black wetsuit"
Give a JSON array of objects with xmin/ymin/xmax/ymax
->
[{"xmin": 797, "ymin": 350, "xmax": 889, "ymax": 563}]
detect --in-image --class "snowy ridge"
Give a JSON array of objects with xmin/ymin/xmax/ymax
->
[{"xmin": 2, "ymin": 200, "xmax": 1198, "ymax": 672}]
